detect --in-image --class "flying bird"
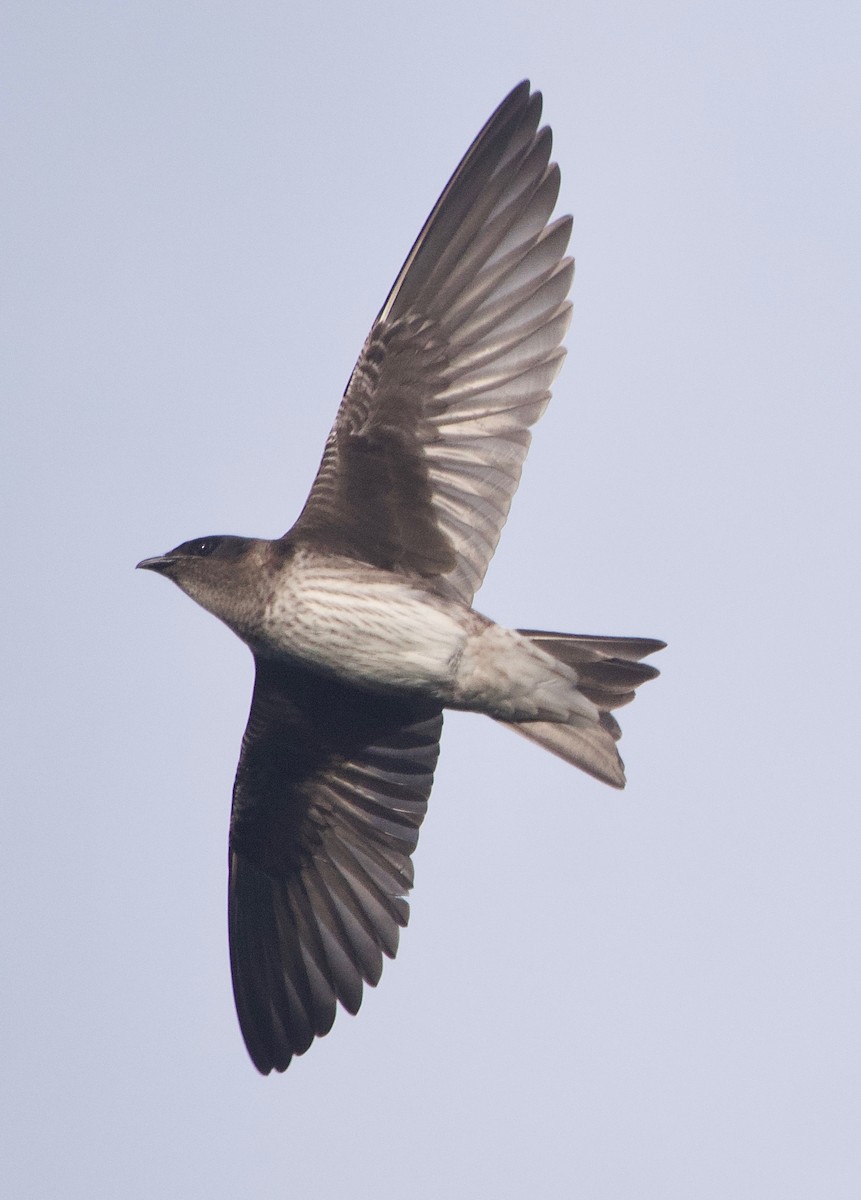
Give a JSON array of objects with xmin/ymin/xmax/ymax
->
[{"xmin": 138, "ymin": 81, "xmax": 664, "ymax": 1074}]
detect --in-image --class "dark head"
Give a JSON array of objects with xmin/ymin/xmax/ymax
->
[{"xmin": 137, "ymin": 535, "xmax": 273, "ymax": 641}]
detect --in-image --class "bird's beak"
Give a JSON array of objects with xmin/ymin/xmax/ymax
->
[{"xmin": 136, "ymin": 555, "xmax": 173, "ymax": 574}]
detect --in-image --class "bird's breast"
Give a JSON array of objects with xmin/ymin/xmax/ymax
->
[{"xmin": 258, "ymin": 550, "xmax": 473, "ymax": 698}]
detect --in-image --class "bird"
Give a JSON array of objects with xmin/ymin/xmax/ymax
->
[{"xmin": 138, "ymin": 81, "xmax": 664, "ymax": 1074}]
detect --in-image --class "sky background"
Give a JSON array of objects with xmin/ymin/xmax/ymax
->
[{"xmin": 3, "ymin": 2, "xmax": 860, "ymax": 1197}]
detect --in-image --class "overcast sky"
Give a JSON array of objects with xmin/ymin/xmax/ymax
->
[{"xmin": 3, "ymin": 2, "xmax": 860, "ymax": 1197}]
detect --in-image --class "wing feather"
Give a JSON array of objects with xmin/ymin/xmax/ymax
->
[
  {"xmin": 290, "ymin": 82, "xmax": 573, "ymax": 603},
  {"xmin": 228, "ymin": 657, "xmax": 442, "ymax": 1073}
]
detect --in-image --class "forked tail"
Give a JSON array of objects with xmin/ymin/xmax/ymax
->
[{"xmin": 500, "ymin": 631, "xmax": 665, "ymax": 788}]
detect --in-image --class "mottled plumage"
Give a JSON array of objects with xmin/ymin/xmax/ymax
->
[{"xmin": 138, "ymin": 82, "xmax": 664, "ymax": 1074}]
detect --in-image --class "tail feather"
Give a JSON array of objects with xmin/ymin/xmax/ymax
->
[
  {"xmin": 501, "ymin": 631, "xmax": 665, "ymax": 787},
  {"xmin": 505, "ymin": 716, "xmax": 628, "ymax": 787},
  {"xmin": 519, "ymin": 631, "xmax": 666, "ymax": 663}
]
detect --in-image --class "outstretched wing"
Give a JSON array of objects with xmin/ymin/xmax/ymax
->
[
  {"xmin": 228, "ymin": 657, "xmax": 442, "ymax": 1073},
  {"xmin": 290, "ymin": 81, "xmax": 573, "ymax": 604}
]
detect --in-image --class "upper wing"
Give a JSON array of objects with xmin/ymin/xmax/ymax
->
[
  {"xmin": 228, "ymin": 656, "xmax": 442, "ymax": 1073},
  {"xmin": 290, "ymin": 81, "xmax": 573, "ymax": 604}
]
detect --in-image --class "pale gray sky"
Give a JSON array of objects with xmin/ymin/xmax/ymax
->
[{"xmin": 3, "ymin": 2, "xmax": 860, "ymax": 1197}]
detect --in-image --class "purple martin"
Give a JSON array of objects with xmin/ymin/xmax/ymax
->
[{"xmin": 138, "ymin": 81, "xmax": 664, "ymax": 1074}]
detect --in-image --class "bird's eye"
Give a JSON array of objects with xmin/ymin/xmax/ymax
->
[{"xmin": 179, "ymin": 536, "xmax": 222, "ymax": 558}]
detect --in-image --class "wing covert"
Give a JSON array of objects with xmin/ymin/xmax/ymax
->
[
  {"xmin": 228, "ymin": 657, "xmax": 442, "ymax": 1073},
  {"xmin": 291, "ymin": 81, "xmax": 573, "ymax": 603}
]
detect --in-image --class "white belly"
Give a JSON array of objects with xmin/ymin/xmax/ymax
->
[{"xmin": 260, "ymin": 551, "xmax": 470, "ymax": 696}]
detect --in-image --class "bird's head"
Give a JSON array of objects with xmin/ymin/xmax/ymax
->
[{"xmin": 137, "ymin": 535, "xmax": 273, "ymax": 640}]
